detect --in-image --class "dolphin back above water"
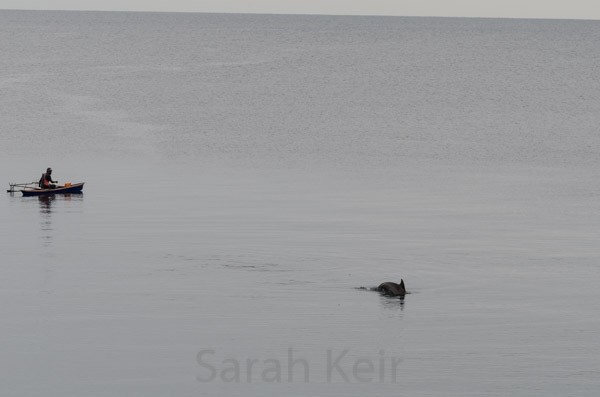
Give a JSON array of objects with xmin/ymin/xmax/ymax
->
[{"xmin": 377, "ymin": 279, "xmax": 406, "ymax": 297}]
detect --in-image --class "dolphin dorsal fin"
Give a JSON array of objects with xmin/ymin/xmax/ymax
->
[{"xmin": 399, "ymin": 279, "xmax": 405, "ymax": 293}]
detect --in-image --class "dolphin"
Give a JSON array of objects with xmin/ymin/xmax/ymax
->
[{"xmin": 377, "ymin": 279, "xmax": 406, "ymax": 297}]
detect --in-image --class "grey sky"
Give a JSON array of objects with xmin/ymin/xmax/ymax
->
[{"xmin": 0, "ymin": 0, "xmax": 599, "ymax": 20}]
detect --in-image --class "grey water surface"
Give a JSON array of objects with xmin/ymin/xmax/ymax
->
[{"xmin": 1, "ymin": 10, "xmax": 600, "ymax": 396}]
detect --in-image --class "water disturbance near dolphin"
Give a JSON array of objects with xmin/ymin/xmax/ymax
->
[{"xmin": 358, "ymin": 279, "xmax": 407, "ymax": 297}]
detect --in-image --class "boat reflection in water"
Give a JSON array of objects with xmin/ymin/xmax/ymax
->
[
  {"xmin": 37, "ymin": 193, "xmax": 83, "ymax": 246},
  {"xmin": 38, "ymin": 195, "xmax": 55, "ymax": 246},
  {"xmin": 38, "ymin": 194, "xmax": 55, "ymax": 212}
]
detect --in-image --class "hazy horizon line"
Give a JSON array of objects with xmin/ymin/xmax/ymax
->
[{"xmin": 1, "ymin": 7, "xmax": 599, "ymax": 22}]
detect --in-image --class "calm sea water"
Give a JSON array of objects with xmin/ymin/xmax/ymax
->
[{"xmin": 1, "ymin": 10, "xmax": 600, "ymax": 396}]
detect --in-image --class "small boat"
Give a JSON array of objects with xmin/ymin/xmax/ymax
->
[{"xmin": 20, "ymin": 182, "xmax": 85, "ymax": 196}]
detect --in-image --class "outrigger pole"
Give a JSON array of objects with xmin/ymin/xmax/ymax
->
[{"xmin": 7, "ymin": 182, "xmax": 37, "ymax": 193}]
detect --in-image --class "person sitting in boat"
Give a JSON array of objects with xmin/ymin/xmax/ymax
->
[{"xmin": 39, "ymin": 167, "xmax": 57, "ymax": 189}]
